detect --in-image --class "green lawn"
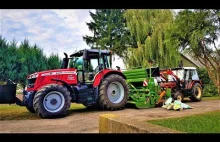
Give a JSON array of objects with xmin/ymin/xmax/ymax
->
[
  {"xmin": 202, "ymin": 96, "xmax": 219, "ymax": 100},
  {"xmin": 0, "ymin": 103, "xmax": 86, "ymax": 120},
  {"xmin": 148, "ymin": 110, "xmax": 220, "ymax": 133},
  {"xmin": 0, "ymin": 96, "xmax": 218, "ymax": 121}
]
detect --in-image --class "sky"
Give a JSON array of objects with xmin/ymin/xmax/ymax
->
[
  {"xmin": 3, "ymin": 9, "xmax": 216, "ymax": 60},
  {"xmin": 0, "ymin": 9, "xmax": 95, "ymax": 58}
]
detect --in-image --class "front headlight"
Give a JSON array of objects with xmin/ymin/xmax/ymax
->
[
  {"xmin": 28, "ymin": 73, "xmax": 38, "ymax": 79},
  {"xmin": 32, "ymin": 73, "xmax": 38, "ymax": 78}
]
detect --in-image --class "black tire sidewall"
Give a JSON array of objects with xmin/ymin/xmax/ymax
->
[
  {"xmin": 33, "ymin": 84, "xmax": 71, "ymax": 118},
  {"xmin": 173, "ymin": 92, "xmax": 184, "ymax": 102}
]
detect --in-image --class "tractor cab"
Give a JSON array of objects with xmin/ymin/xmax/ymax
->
[
  {"xmin": 169, "ymin": 67, "xmax": 200, "ymax": 89},
  {"xmin": 69, "ymin": 49, "xmax": 112, "ymax": 83}
]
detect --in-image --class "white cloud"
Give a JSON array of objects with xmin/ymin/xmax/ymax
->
[{"xmin": 1, "ymin": 9, "xmax": 94, "ymax": 58}]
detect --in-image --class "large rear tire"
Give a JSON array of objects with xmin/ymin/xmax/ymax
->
[
  {"xmin": 190, "ymin": 83, "xmax": 202, "ymax": 102},
  {"xmin": 99, "ymin": 74, "xmax": 129, "ymax": 110},
  {"xmin": 33, "ymin": 84, "xmax": 71, "ymax": 118}
]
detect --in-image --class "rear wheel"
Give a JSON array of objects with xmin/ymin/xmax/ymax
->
[
  {"xmin": 33, "ymin": 84, "xmax": 71, "ymax": 118},
  {"xmin": 99, "ymin": 74, "xmax": 129, "ymax": 110},
  {"xmin": 190, "ymin": 83, "xmax": 202, "ymax": 102}
]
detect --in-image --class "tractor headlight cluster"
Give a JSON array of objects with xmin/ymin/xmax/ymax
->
[{"xmin": 28, "ymin": 73, "xmax": 38, "ymax": 79}]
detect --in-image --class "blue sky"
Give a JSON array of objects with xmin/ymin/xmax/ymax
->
[
  {"xmin": 1, "ymin": 9, "xmax": 191, "ymax": 59},
  {"xmin": 1, "ymin": 9, "xmax": 95, "ymax": 58}
]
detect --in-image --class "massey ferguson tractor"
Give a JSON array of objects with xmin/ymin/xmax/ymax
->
[
  {"xmin": 0, "ymin": 49, "xmax": 203, "ymax": 118},
  {"xmin": 0, "ymin": 49, "xmax": 129, "ymax": 118}
]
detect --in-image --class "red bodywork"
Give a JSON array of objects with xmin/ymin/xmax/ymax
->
[
  {"xmin": 27, "ymin": 68, "xmax": 77, "ymax": 92},
  {"xmin": 92, "ymin": 69, "xmax": 125, "ymax": 87},
  {"xmin": 159, "ymin": 69, "xmax": 202, "ymax": 90},
  {"xmin": 26, "ymin": 68, "xmax": 124, "ymax": 92},
  {"xmin": 159, "ymin": 69, "xmax": 179, "ymax": 89}
]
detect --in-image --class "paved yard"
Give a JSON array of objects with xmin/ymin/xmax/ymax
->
[{"xmin": 0, "ymin": 100, "xmax": 219, "ymax": 133}]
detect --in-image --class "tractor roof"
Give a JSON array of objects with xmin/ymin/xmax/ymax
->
[
  {"xmin": 171, "ymin": 67, "xmax": 197, "ymax": 70},
  {"xmin": 70, "ymin": 49, "xmax": 110, "ymax": 57},
  {"xmin": 160, "ymin": 67, "xmax": 197, "ymax": 71}
]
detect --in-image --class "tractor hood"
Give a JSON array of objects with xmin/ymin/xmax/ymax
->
[{"xmin": 27, "ymin": 68, "xmax": 77, "ymax": 79}]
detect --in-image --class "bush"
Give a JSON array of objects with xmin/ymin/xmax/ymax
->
[{"xmin": 197, "ymin": 68, "xmax": 218, "ymax": 97}]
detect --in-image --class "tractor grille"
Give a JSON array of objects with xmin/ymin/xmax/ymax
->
[{"xmin": 27, "ymin": 78, "xmax": 36, "ymax": 88}]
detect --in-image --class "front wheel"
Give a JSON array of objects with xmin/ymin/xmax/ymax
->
[
  {"xmin": 173, "ymin": 92, "xmax": 184, "ymax": 102},
  {"xmin": 99, "ymin": 74, "xmax": 129, "ymax": 110},
  {"xmin": 33, "ymin": 84, "xmax": 71, "ymax": 118}
]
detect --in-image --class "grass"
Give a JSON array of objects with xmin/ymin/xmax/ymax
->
[
  {"xmin": 148, "ymin": 110, "xmax": 220, "ymax": 133},
  {"xmin": 0, "ymin": 103, "xmax": 86, "ymax": 120},
  {"xmin": 0, "ymin": 96, "xmax": 218, "ymax": 121},
  {"xmin": 202, "ymin": 96, "xmax": 219, "ymax": 100}
]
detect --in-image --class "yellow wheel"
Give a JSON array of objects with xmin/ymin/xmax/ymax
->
[{"xmin": 174, "ymin": 92, "xmax": 184, "ymax": 102}]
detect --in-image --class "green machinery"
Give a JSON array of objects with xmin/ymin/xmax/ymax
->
[{"xmin": 123, "ymin": 66, "xmax": 171, "ymax": 109}]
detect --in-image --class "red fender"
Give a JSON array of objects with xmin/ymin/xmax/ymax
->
[{"xmin": 93, "ymin": 69, "xmax": 126, "ymax": 87}]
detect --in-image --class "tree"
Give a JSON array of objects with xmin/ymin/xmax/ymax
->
[
  {"xmin": 0, "ymin": 36, "xmax": 9, "ymax": 81},
  {"xmin": 0, "ymin": 36, "xmax": 19, "ymax": 83},
  {"xmin": 16, "ymin": 39, "xmax": 49, "ymax": 88},
  {"xmin": 47, "ymin": 53, "xmax": 62, "ymax": 70},
  {"xmin": 124, "ymin": 9, "xmax": 180, "ymax": 69},
  {"xmin": 0, "ymin": 36, "xmax": 61, "ymax": 88},
  {"xmin": 83, "ymin": 9, "xmax": 134, "ymax": 58},
  {"xmin": 166, "ymin": 9, "xmax": 220, "ymax": 96}
]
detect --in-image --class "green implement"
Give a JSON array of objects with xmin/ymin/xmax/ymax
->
[{"xmin": 123, "ymin": 66, "xmax": 171, "ymax": 109}]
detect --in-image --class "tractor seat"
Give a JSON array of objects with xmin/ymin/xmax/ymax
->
[{"xmin": 159, "ymin": 82, "xmax": 176, "ymax": 88}]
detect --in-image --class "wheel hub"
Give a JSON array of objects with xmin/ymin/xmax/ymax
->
[
  {"xmin": 112, "ymin": 90, "xmax": 116, "ymax": 96},
  {"xmin": 50, "ymin": 98, "xmax": 57, "ymax": 105},
  {"xmin": 43, "ymin": 91, "xmax": 65, "ymax": 113},
  {"xmin": 195, "ymin": 90, "xmax": 198, "ymax": 95},
  {"xmin": 107, "ymin": 82, "xmax": 124, "ymax": 104}
]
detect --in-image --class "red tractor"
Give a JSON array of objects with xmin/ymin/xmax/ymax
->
[
  {"xmin": 158, "ymin": 67, "xmax": 203, "ymax": 102},
  {"xmin": 1, "ymin": 49, "xmax": 129, "ymax": 118}
]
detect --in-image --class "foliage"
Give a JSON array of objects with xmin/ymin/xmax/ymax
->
[
  {"xmin": 166, "ymin": 9, "xmax": 220, "ymax": 95},
  {"xmin": 0, "ymin": 103, "xmax": 85, "ymax": 120},
  {"xmin": 47, "ymin": 53, "xmax": 62, "ymax": 70},
  {"xmin": 83, "ymin": 9, "xmax": 134, "ymax": 58},
  {"xmin": 197, "ymin": 68, "xmax": 218, "ymax": 96},
  {"xmin": 0, "ymin": 36, "xmax": 61, "ymax": 88},
  {"xmin": 124, "ymin": 9, "xmax": 180, "ymax": 69}
]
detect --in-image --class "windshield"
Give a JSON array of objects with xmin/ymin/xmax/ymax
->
[
  {"xmin": 169, "ymin": 69, "xmax": 184, "ymax": 81},
  {"xmin": 68, "ymin": 54, "xmax": 111, "ymax": 70},
  {"xmin": 69, "ymin": 56, "xmax": 83, "ymax": 69}
]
